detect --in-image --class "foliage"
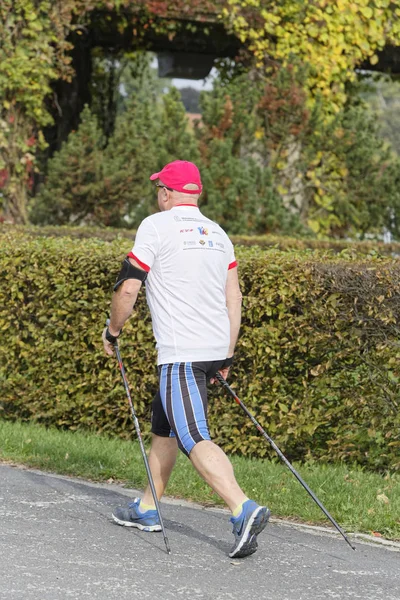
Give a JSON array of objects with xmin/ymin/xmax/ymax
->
[
  {"xmin": 0, "ymin": 1, "xmax": 76, "ymax": 222},
  {"xmin": 33, "ymin": 85, "xmax": 201, "ymax": 227},
  {"xmin": 33, "ymin": 75, "xmax": 305, "ymax": 234},
  {"xmin": 361, "ymin": 75, "xmax": 400, "ymax": 155},
  {"xmin": 30, "ymin": 62, "xmax": 400, "ymax": 238},
  {"xmin": 100, "ymin": 94, "xmax": 160, "ymax": 226},
  {"xmin": 299, "ymin": 103, "xmax": 400, "ymax": 238},
  {"xmin": 1, "ymin": 230, "xmax": 399, "ymax": 471},
  {"xmin": 195, "ymin": 73, "xmax": 305, "ymax": 235},
  {"xmin": 4, "ymin": 222, "xmax": 400, "ymax": 256},
  {"xmin": 156, "ymin": 87, "xmax": 201, "ymax": 166},
  {"xmin": 0, "ymin": 0, "xmax": 220, "ymax": 222},
  {"xmin": 224, "ymin": 0, "xmax": 400, "ymax": 113},
  {"xmin": 196, "ymin": 68, "xmax": 400, "ymax": 238},
  {"xmin": 220, "ymin": 2, "xmax": 400, "ymax": 237},
  {"xmin": 2, "ymin": 0, "xmax": 400, "ymax": 235},
  {"xmin": 30, "ymin": 106, "xmax": 109, "ymax": 225},
  {"xmin": 90, "ymin": 50, "xmax": 172, "ymax": 140}
]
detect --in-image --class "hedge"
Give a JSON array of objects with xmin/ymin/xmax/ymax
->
[
  {"xmin": 0, "ymin": 229, "xmax": 399, "ymax": 471},
  {"xmin": 2, "ymin": 223, "xmax": 400, "ymax": 256}
]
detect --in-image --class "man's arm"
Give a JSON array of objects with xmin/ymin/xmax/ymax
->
[
  {"xmin": 226, "ymin": 266, "xmax": 242, "ymax": 358},
  {"xmin": 211, "ymin": 266, "xmax": 242, "ymax": 383},
  {"xmin": 102, "ymin": 258, "xmax": 146, "ymax": 356}
]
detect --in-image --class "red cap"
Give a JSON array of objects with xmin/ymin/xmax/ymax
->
[{"xmin": 150, "ymin": 160, "xmax": 202, "ymax": 194}]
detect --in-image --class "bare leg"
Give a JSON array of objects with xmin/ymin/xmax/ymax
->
[
  {"xmin": 189, "ymin": 440, "xmax": 247, "ymax": 512},
  {"xmin": 142, "ymin": 434, "xmax": 178, "ymax": 505}
]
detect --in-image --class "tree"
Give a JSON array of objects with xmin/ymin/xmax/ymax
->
[
  {"xmin": 335, "ymin": 107, "xmax": 400, "ymax": 238},
  {"xmin": 101, "ymin": 94, "xmax": 160, "ymax": 226},
  {"xmin": 32, "ymin": 84, "xmax": 200, "ymax": 228},
  {"xmin": 24, "ymin": 18, "xmax": 400, "ymax": 240},
  {"xmin": 30, "ymin": 106, "xmax": 107, "ymax": 225},
  {"xmin": 199, "ymin": 136, "xmax": 296, "ymax": 235},
  {"xmin": 90, "ymin": 50, "xmax": 172, "ymax": 141},
  {"xmin": 196, "ymin": 74, "xmax": 302, "ymax": 235},
  {"xmin": 293, "ymin": 101, "xmax": 400, "ymax": 239},
  {"xmin": 3, "ymin": 1, "xmax": 400, "ymax": 224},
  {"xmin": 100, "ymin": 85, "xmax": 200, "ymax": 226},
  {"xmin": 156, "ymin": 87, "xmax": 200, "ymax": 167},
  {"xmin": 197, "ymin": 66, "xmax": 400, "ymax": 239}
]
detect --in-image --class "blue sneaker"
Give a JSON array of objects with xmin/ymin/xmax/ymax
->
[
  {"xmin": 229, "ymin": 500, "xmax": 270, "ymax": 558},
  {"xmin": 112, "ymin": 498, "xmax": 161, "ymax": 532}
]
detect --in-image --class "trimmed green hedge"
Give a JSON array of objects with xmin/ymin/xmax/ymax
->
[
  {"xmin": 1, "ymin": 229, "xmax": 399, "ymax": 471},
  {"xmin": 2, "ymin": 223, "xmax": 400, "ymax": 256}
]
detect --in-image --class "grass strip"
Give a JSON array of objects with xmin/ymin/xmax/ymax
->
[{"xmin": 0, "ymin": 418, "xmax": 399, "ymax": 540}]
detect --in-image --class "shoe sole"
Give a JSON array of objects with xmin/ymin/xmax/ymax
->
[
  {"xmin": 112, "ymin": 513, "xmax": 162, "ymax": 532},
  {"xmin": 229, "ymin": 507, "xmax": 271, "ymax": 558}
]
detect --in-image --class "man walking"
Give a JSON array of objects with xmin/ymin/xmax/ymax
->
[{"xmin": 102, "ymin": 160, "xmax": 270, "ymax": 558}]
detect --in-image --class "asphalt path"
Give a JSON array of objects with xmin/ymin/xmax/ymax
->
[{"xmin": 0, "ymin": 463, "xmax": 399, "ymax": 600}]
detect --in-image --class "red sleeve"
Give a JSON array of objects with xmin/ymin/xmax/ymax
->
[
  {"xmin": 127, "ymin": 252, "xmax": 151, "ymax": 273},
  {"xmin": 228, "ymin": 260, "xmax": 238, "ymax": 270}
]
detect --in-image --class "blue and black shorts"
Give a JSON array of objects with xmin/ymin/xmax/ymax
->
[{"xmin": 151, "ymin": 360, "xmax": 226, "ymax": 456}]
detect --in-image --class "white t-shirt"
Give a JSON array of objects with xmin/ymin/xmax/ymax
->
[{"xmin": 128, "ymin": 205, "xmax": 237, "ymax": 365}]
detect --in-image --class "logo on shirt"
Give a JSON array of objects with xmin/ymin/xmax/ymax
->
[
  {"xmin": 184, "ymin": 241, "xmax": 196, "ymax": 246},
  {"xmin": 197, "ymin": 227, "xmax": 208, "ymax": 236},
  {"xmin": 199, "ymin": 240, "xmax": 206, "ymax": 246},
  {"xmin": 180, "ymin": 228, "xmax": 194, "ymax": 233},
  {"xmin": 208, "ymin": 241, "xmax": 213, "ymax": 247}
]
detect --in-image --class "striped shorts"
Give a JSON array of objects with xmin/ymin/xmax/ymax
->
[{"xmin": 151, "ymin": 360, "xmax": 225, "ymax": 456}]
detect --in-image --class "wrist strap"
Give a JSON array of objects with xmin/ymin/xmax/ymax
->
[
  {"xmin": 105, "ymin": 327, "xmax": 121, "ymax": 344},
  {"xmin": 223, "ymin": 355, "xmax": 234, "ymax": 368}
]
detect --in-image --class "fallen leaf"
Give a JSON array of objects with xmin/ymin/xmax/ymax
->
[
  {"xmin": 376, "ymin": 493, "xmax": 390, "ymax": 505},
  {"xmin": 344, "ymin": 474, "xmax": 355, "ymax": 483},
  {"xmin": 106, "ymin": 478, "xmax": 114, "ymax": 484},
  {"xmin": 371, "ymin": 531, "xmax": 383, "ymax": 537},
  {"xmin": 65, "ymin": 452, "xmax": 69, "ymax": 460}
]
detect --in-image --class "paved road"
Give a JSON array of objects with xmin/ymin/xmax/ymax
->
[{"xmin": 0, "ymin": 464, "xmax": 399, "ymax": 600}]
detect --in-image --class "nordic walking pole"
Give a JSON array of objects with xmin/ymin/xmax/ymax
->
[
  {"xmin": 215, "ymin": 372, "xmax": 355, "ymax": 551},
  {"xmin": 107, "ymin": 322, "xmax": 171, "ymax": 555}
]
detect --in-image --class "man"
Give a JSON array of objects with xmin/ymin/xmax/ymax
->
[{"xmin": 102, "ymin": 160, "xmax": 270, "ymax": 558}]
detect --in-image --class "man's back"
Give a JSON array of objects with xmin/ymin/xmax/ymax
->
[{"xmin": 129, "ymin": 205, "xmax": 237, "ymax": 364}]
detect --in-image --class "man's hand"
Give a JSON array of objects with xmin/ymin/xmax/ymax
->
[
  {"xmin": 210, "ymin": 366, "xmax": 230, "ymax": 385},
  {"xmin": 102, "ymin": 327, "xmax": 117, "ymax": 357}
]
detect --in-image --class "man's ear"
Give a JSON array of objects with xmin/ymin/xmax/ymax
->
[{"xmin": 164, "ymin": 189, "xmax": 173, "ymax": 203}]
